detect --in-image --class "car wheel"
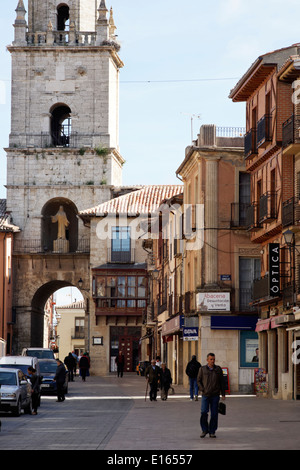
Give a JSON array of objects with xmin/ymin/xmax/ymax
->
[{"xmin": 13, "ymin": 400, "xmax": 22, "ymax": 417}]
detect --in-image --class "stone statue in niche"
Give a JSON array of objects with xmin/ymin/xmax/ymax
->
[{"xmin": 51, "ymin": 205, "xmax": 70, "ymax": 253}]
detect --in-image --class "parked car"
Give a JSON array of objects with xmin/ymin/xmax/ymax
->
[
  {"xmin": 38, "ymin": 359, "xmax": 68, "ymax": 395},
  {"xmin": 0, "ymin": 356, "xmax": 42, "ymax": 407},
  {"xmin": 0, "ymin": 368, "xmax": 32, "ymax": 416},
  {"xmin": 22, "ymin": 348, "xmax": 55, "ymax": 359}
]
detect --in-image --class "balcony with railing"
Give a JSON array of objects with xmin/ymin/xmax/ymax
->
[
  {"xmin": 282, "ymin": 115, "xmax": 300, "ymax": 155},
  {"xmin": 244, "ymin": 128, "xmax": 258, "ymax": 159},
  {"xmin": 282, "ymin": 197, "xmax": 300, "ymax": 227},
  {"xmin": 258, "ymin": 192, "xmax": 277, "ymax": 224},
  {"xmin": 13, "ymin": 238, "xmax": 90, "ymax": 254},
  {"xmin": 257, "ymin": 114, "xmax": 272, "ymax": 148},
  {"xmin": 107, "ymin": 247, "xmax": 135, "ymax": 264},
  {"xmin": 245, "ymin": 202, "xmax": 261, "ymax": 231},
  {"xmin": 252, "ymin": 275, "xmax": 270, "ymax": 301}
]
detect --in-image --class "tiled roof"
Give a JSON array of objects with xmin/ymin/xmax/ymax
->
[
  {"xmin": 80, "ymin": 185, "xmax": 183, "ymax": 217},
  {"xmin": 56, "ymin": 300, "xmax": 86, "ymax": 310}
]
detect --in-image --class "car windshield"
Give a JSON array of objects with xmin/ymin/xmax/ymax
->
[
  {"xmin": 0, "ymin": 364, "xmax": 29, "ymax": 375},
  {"xmin": 39, "ymin": 362, "xmax": 57, "ymax": 374},
  {"xmin": 0, "ymin": 372, "xmax": 17, "ymax": 386},
  {"xmin": 26, "ymin": 350, "xmax": 54, "ymax": 359}
]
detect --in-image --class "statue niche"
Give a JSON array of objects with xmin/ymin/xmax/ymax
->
[
  {"xmin": 41, "ymin": 199, "xmax": 78, "ymax": 253},
  {"xmin": 51, "ymin": 205, "xmax": 70, "ymax": 253}
]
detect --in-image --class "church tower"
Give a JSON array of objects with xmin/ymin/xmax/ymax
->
[{"xmin": 6, "ymin": 0, "xmax": 124, "ymax": 352}]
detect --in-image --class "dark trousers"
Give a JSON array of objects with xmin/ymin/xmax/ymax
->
[
  {"xmin": 149, "ymin": 381, "xmax": 158, "ymax": 401},
  {"xmin": 117, "ymin": 365, "xmax": 124, "ymax": 377},
  {"xmin": 32, "ymin": 392, "xmax": 39, "ymax": 412},
  {"xmin": 57, "ymin": 382, "xmax": 65, "ymax": 401},
  {"xmin": 200, "ymin": 395, "xmax": 220, "ymax": 434},
  {"xmin": 68, "ymin": 368, "xmax": 74, "ymax": 381}
]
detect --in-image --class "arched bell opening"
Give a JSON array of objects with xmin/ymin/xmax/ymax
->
[
  {"xmin": 57, "ymin": 4, "xmax": 70, "ymax": 31},
  {"xmin": 50, "ymin": 104, "xmax": 71, "ymax": 147}
]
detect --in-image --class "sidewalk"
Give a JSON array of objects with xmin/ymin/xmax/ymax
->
[{"xmin": 98, "ymin": 373, "xmax": 300, "ymax": 450}]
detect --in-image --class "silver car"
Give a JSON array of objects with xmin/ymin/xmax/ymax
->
[{"xmin": 0, "ymin": 368, "xmax": 33, "ymax": 416}]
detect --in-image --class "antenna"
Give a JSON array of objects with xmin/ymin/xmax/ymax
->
[{"xmin": 180, "ymin": 113, "xmax": 201, "ymax": 142}]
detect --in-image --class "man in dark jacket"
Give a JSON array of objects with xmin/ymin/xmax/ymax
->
[
  {"xmin": 64, "ymin": 352, "xmax": 76, "ymax": 382},
  {"xmin": 54, "ymin": 359, "xmax": 67, "ymax": 402},
  {"xmin": 197, "ymin": 353, "xmax": 225, "ymax": 438},
  {"xmin": 160, "ymin": 363, "xmax": 172, "ymax": 400},
  {"xmin": 145, "ymin": 359, "xmax": 161, "ymax": 401},
  {"xmin": 186, "ymin": 355, "xmax": 201, "ymax": 401}
]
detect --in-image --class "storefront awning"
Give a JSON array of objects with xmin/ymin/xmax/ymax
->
[
  {"xmin": 255, "ymin": 318, "xmax": 270, "ymax": 332},
  {"xmin": 162, "ymin": 315, "xmax": 183, "ymax": 336}
]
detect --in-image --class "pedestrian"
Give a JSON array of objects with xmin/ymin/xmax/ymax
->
[
  {"xmin": 27, "ymin": 366, "xmax": 40, "ymax": 415},
  {"xmin": 64, "ymin": 352, "xmax": 76, "ymax": 382},
  {"xmin": 79, "ymin": 353, "xmax": 90, "ymax": 382},
  {"xmin": 115, "ymin": 351, "xmax": 125, "ymax": 378},
  {"xmin": 145, "ymin": 359, "xmax": 161, "ymax": 401},
  {"xmin": 53, "ymin": 359, "xmax": 67, "ymax": 402},
  {"xmin": 160, "ymin": 363, "xmax": 172, "ymax": 400},
  {"xmin": 186, "ymin": 355, "xmax": 201, "ymax": 401},
  {"xmin": 197, "ymin": 353, "xmax": 225, "ymax": 438},
  {"xmin": 72, "ymin": 351, "xmax": 78, "ymax": 377}
]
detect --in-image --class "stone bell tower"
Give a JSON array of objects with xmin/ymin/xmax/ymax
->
[{"xmin": 6, "ymin": 0, "xmax": 124, "ymax": 352}]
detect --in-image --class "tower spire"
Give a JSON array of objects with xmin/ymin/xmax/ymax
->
[
  {"xmin": 13, "ymin": 0, "xmax": 27, "ymax": 46},
  {"xmin": 96, "ymin": 0, "xmax": 109, "ymax": 44}
]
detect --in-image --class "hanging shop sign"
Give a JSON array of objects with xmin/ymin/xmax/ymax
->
[
  {"xmin": 269, "ymin": 243, "xmax": 280, "ymax": 297},
  {"xmin": 196, "ymin": 292, "xmax": 230, "ymax": 311},
  {"xmin": 183, "ymin": 327, "xmax": 199, "ymax": 341}
]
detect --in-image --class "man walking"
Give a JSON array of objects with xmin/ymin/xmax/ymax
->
[
  {"xmin": 197, "ymin": 353, "xmax": 225, "ymax": 438},
  {"xmin": 145, "ymin": 359, "xmax": 161, "ymax": 401},
  {"xmin": 185, "ymin": 355, "xmax": 201, "ymax": 401},
  {"xmin": 54, "ymin": 359, "xmax": 67, "ymax": 402}
]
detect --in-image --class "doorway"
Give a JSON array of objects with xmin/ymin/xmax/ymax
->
[{"xmin": 110, "ymin": 326, "xmax": 141, "ymax": 372}]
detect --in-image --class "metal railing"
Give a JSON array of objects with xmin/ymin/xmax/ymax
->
[
  {"xmin": 13, "ymin": 238, "xmax": 90, "ymax": 254},
  {"xmin": 244, "ymin": 128, "xmax": 258, "ymax": 158},
  {"xmin": 216, "ymin": 127, "xmax": 245, "ymax": 137},
  {"xmin": 257, "ymin": 114, "xmax": 272, "ymax": 147},
  {"xmin": 258, "ymin": 191, "xmax": 277, "ymax": 223}
]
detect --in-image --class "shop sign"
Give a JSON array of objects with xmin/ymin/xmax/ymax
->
[
  {"xmin": 196, "ymin": 292, "xmax": 230, "ymax": 311},
  {"xmin": 93, "ymin": 336, "xmax": 103, "ymax": 345},
  {"xmin": 269, "ymin": 243, "xmax": 280, "ymax": 297},
  {"xmin": 183, "ymin": 327, "xmax": 199, "ymax": 341}
]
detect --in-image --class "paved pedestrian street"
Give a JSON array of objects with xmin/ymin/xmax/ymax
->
[{"xmin": 0, "ymin": 374, "xmax": 300, "ymax": 453}]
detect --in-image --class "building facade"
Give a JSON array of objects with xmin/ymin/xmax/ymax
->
[
  {"xmin": 79, "ymin": 185, "xmax": 183, "ymax": 376},
  {"xmin": 0, "ymin": 200, "xmax": 19, "ymax": 355},
  {"xmin": 175, "ymin": 125, "xmax": 260, "ymax": 393},
  {"xmin": 230, "ymin": 44, "xmax": 300, "ymax": 399},
  {"xmin": 55, "ymin": 300, "xmax": 86, "ymax": 362}
]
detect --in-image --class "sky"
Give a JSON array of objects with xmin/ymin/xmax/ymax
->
[{"xmin": 1, "ymin": 0, "xmax": 300, "ymax": 305}]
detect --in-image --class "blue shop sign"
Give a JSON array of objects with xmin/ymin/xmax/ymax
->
[{"xmin": 211, "ymin": 316, "xmax": 258, "ymax": 331}]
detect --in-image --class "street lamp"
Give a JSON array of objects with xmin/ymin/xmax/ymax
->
[{"xmin": 283, "ymin": 229, "xmax": 294, "ymax": 247}]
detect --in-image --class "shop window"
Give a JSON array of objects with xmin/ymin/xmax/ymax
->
[{"xmin": 240, "ymin": 330, "xmax": 259, "ymax": 368}]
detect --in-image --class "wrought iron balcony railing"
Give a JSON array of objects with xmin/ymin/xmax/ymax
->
[
  {"xmin": 244, "ymin": 128, "xmax": 258, "ymax": 158},
  {"xmin": 258, "ymin": 191, "xmax": 277, "ymax": 223},
  {"xmin": 257, "ymin": 114, "xmax": 272, "ymax": 147},
  {"xmin": 282, "ymin": 115, "xmax": 300, "ymax": 148}
]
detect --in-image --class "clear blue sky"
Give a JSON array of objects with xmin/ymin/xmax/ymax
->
[{"xmin": 1, "ymin": 0, "xmax": 300, "ymax": 198}]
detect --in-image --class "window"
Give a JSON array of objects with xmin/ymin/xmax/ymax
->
[
  {"xmin": 111, "ymin": 227, "xmax": 131, "ymax": 262},
  {"xmin": 239, "ymin": 172, "xmax": 250, "ymax": 226},
  {"xmin": 75, "ymin": 318, "xmax": 85, "ymax": 339},
  {"xmin": 94, "ymin": 275, "xmax": 147, "ymax": 309},
  {"xmin": 240, "ymin": 331, "xmax": 259, "ymax": 368},
  {"xmin": 239, "ymin": 257, "xmax": 261, "ymax": 310}
]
